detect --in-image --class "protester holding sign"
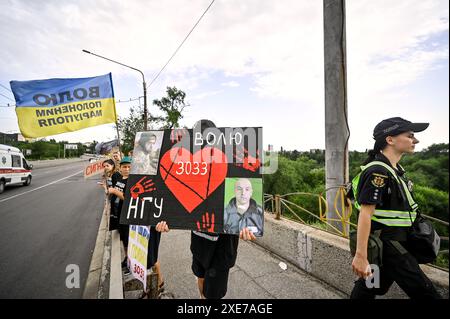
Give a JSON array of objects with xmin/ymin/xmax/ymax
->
[
  {"xmin": 155, "ymin": 120, "xmax": 259, "ymax": 299},
  {"xmin": 119, "ymin": 125, "xmax": 263, "ymax": 234},
  {"xmin": 128, "ymin": 149, "xmax": 166, "ymax": 297},
  {"xmin": 119, "ymin": 117, "xmax": 263, "ymax": 298},
  {"xmin": 99, "ymin": 159, "xmax": 120, "ymax": 194},
  {"xmin": 108, "ymin": 156, "xmax": 132, "ymax": 270}
]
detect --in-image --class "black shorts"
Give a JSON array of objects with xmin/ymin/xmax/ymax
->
[
  {"xmin": 146, "ymin": 226, "xmax": 161, "ymax": 269},
  {"xmin": 192, "ymin": 257, "xmax": 230, "ymax": 299}
]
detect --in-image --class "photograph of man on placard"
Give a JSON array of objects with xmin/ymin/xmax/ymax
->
[
  {"xmin": 223, "ymin": 177, "xmax": 264, "ymax": 236},
  {"xmin": 131, "ymin": 131, "xmax": 164, "ymax": 175}
]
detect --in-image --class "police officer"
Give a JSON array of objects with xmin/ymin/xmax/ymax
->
[{"xmin": 350, "ymin": 117, "xmax": 441, "ymax": 299}]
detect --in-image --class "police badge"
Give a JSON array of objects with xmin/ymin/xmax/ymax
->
[
  {"xmin": 371, "ymin": 173, "xmax": 387, "ymax": 188},
  {"xmin": 408, "ymin": 180, "xmax": 414, "ymax": 192}
]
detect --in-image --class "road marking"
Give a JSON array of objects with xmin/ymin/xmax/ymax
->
[
  {"xmin": 32, "ymin": 162, "xmax": 88, "ymax": 177},
  {"xmin": 33, "ymin": 166, "xmax": 79, "ymax": 177},
  {"xmin": 0, "ymin": 170, "xmax": 83, "ymax": 203}
]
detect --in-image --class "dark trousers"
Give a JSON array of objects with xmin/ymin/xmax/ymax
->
[{"xmin": 350, "ymin": 240, "xmax": 442, "ymax": 299}]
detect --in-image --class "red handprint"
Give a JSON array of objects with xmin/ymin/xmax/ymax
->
[
  {"xmin": 234, "ymin": 147, "xmax": 261, "ymax": 172},
  {"xmin": 196, "ymin": 212, "xmax": 215, "ymax": 232},
  {"xmin": 170, "ymin": 128, "xmax": 188, "ymax": 144},
  {"xmin": 130, "ymin": 177, "xmax": 156, "ymax": 199}
]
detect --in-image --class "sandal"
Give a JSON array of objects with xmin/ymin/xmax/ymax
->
[
  {"xmin": 158, "ymin": 281, "xmax": 165, "ymax": 293},
  {"xmin": 139, "ymin": 290, "xmax": 149, "ymax": 299},
  {"xmin": 137, "ymin": 281, "xmax": 165, "ymax": 299}
]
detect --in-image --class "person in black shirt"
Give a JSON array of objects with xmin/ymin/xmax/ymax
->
[
  {"xmin": 101, "ymin": 159, "xmax": 121, "ymax": 189},
  {"xmin": 156, "ymin": 119, "xmax": 257, "ymax": 299},
  {"xmin": 350, "ymin": 117, "xmax": 441, "ymax": 299},
  {"xmin": 108, "ymin": 156, "xmax": 132, "ymax": 270},
  {"xmin": 100, "ymin": 159, "xmax": 121, "ymax": 230}
]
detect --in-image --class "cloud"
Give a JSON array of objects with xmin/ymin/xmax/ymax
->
[
  {"xmin": 221, "ymin": 81, "xmax": 240, "ymax": 88},
  {"xmin": 0, "ymin": 0, "xmax": 447, "ymax": 149},
  {"xmin": 190, "ymin": 89, "xmax": 223, "ymax": 100},
  {"xmin": 1, "ymin": 0, "xmax": 446, "ymax": 97}
]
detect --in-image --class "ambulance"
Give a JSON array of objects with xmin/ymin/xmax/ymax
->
[{"xmin": 0, "ymin": 144, "xmax": 33, "ymax": 194}]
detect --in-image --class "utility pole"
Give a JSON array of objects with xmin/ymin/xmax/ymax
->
[
  {"xmin": 82, "ymin": 49, "xmax": 148, "ymax": 134},
  {"xmin": 143, "ymin": 82, "xmax": 148, "ymax": 130},
  {"xmin": 323, "ymin": 0, "xmax": 350, "ymax": 234}
]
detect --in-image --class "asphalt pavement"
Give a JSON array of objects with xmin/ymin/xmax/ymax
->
[
  {"xmin": 0, "ymin": 160, "xmax": 104, "ymax": 298},
  {"xmin": 158, "ymin": 230, "xmax": 346, "ymax": 299}
]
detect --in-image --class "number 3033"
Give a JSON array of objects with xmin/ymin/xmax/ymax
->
[{"xmin": 175, "ymin": 161, "xmax": 207, "ymax": 175}]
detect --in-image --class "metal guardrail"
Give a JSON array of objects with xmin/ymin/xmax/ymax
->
[
  {"xmin": 265, "ymin": 186, "xmax": 356, "ymax": 238},
  {"xmin": 264, "ymin": 186, "xmax": 449, "ymax": 268}
]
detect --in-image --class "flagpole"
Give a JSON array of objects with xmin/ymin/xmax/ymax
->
[{"xmin": 113, "ymin": 103, "xmax": 122, "ymax": 155}]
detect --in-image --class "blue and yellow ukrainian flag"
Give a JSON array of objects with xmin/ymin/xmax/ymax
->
[{"xmin": 10, "ymin": 73, "xmax": 117, "ymax": 138}]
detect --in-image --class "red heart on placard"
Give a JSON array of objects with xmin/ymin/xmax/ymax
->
[{"xmin": 159, "ymin": 147, "xmax": 228, "ymax": 213}]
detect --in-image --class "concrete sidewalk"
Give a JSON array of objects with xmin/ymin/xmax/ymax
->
[{"xmin": 158, "ymin": 230, "xmax": 346, "ymax": 299}]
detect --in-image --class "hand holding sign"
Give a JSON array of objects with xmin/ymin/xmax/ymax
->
[
  {"xmin": 130, "ymin": 177, "xmax": 156, "ymax": 199},
  {"xmin": 196, "ymin": 212, "xmax": 215, "ymax": 232},
  {"xmin": 155, "ymin": 221, "xmax": 170, "ymax": 233},
  {"xmin": 234, "ymin": 147, "xmax": 261, "ymax": 172},
  {"xmin": 240, "ymin": 227, "xmax": 257, "ymax": 241},
  {"xmin": 170, "ymin": 128, "xmax": 188, "ymax": 144}
]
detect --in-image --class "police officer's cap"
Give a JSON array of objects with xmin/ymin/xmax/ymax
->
[{"xmin": 373, "ymin": 117, "xmax": 429, "ymax": 140}]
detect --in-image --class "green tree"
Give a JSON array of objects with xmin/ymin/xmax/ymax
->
[
  {"xmin": 422, "ymin": 143, "xmax": 449, "ymax": 156},
  {"xmin": 117, "ymin": 87, "xmax": 188, "ymax": 153},
  {"xmin": 30, "ymin": 141, "xmax": 47, "ymax": 159},
  {"xmin": 117, "ymin": 105, "xmax": 147, "ymax": 154},
  {"xmin": 152, "ymin": 86, "xmax": 187, "ymax": 129}
]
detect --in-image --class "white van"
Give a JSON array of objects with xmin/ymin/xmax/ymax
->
[{"xmin": 0, "ymin": 144, "xmax": 33, "ymax": 194}]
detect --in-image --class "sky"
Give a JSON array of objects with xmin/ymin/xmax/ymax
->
[{"xmin": 0, "ymin": 0, "xmax": 448, "ymax": 151}]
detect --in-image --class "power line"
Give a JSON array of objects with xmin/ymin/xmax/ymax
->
[
  {"xmin": 0, "ymin": 83, "xmax": 12, "ymax": 93},
  {"xmin": 147, "ymin": 0, "xmax": 216, "ymax": 89},
  {"xmin": 115, "ymin": 97, "xmax": 142, "ymax": 104},
  {"xmin": 0, "ymin": 92, "xmax": 14, "ymax": 101}
]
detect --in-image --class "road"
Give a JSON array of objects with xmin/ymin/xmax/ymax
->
[{"xmin": 0, "ymin": 160, "xmax": 104, "ymax": 298}]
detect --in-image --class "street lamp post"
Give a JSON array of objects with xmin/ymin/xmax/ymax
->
[{"xmin": 82, "ymin": 50, "xmax": 148, "ymax": 130}]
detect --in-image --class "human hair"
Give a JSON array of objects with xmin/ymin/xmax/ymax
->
[
  {"xmin": 138, "ymin": 133, "xmax": 157, "ymax": 149},
  {"xmin": 193, "ymin": 119, "xmax": 216, "ymax": 131},
  {"xmin": 102, "ymin": 159, "xmax": 117, "ymax": 177},
  {"xmin": 193, "ymin": 119, "xmax": 217, "ymax": 144},
  {"xmin": 363, "ymin": 138, "xmax": 388, "ymax": 165}
]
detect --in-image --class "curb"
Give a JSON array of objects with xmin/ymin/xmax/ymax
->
[{"xmin": 82, "ymin": 198, "xmax": 110, "ymax": 299}]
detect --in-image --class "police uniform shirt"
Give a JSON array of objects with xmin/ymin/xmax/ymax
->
[{"xmin": 357, "ymin": 153, "xmax": 413, "ymax": 241}]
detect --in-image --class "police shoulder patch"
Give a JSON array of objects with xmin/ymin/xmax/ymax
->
[{"xmin": 370, "ymin": 173, "xmax": 387, "ymax": 188}]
